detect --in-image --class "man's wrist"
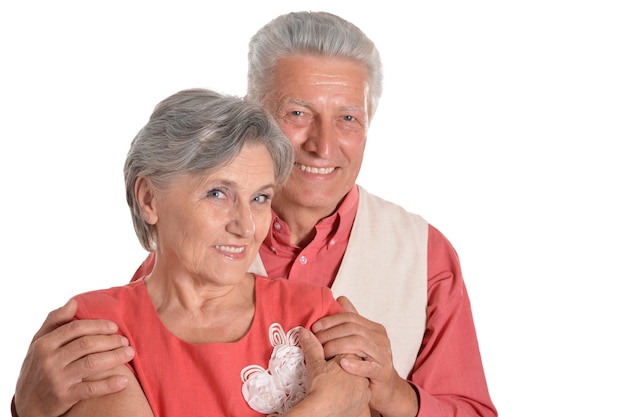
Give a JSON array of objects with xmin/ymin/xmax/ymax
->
[
  {"xmin": 374, "ymin": 378, "xmax": 420, "ymax": 417},
  {"xmin": 407, "ymin": 381, "xmax": 421, "ymax": 416}
]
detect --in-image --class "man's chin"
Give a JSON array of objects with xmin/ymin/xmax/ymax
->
[{"xmin": 276, "ymin": 189, "xmax": 342, "ymax": 213}]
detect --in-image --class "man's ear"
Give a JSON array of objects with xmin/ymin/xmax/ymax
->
[{"xmin": 135, "ymin": 176, "xmax": 158, "ymax": 225}]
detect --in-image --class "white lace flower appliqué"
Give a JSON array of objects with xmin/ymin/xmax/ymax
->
[{"xmin": 240, "ymin": 323, "xmax": 306, "ymax": 416}]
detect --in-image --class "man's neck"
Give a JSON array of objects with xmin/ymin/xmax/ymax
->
[{"xmin": 271, "ymin": 187, "xmax": 356, "ymax": 247}]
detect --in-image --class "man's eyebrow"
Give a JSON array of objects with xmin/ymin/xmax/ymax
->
[
  {"xmin": 282, "ymin": 98, "xmax": 313, "ymax": 108},
  {"xmin": 341, "ymin": 105, "xmax": 366, "ymax": 112},
  {"xmin": 282, "ymin": 98, "xmax": 365, "ymax": 113}
]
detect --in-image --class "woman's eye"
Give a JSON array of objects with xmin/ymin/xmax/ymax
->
[{"xmin": 253, "ymin": 194, "xmax": 271, "ymax": 204}]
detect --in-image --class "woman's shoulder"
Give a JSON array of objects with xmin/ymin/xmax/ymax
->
[
  {"xmin": 72, "ymin": 280, "xmax": 147, "ymax": 320},
  {"xmin": 255, "ymin": 275, "xmax": 331, "ymax": 295},
  {"xmin": 254, "ymin": 275, "xmax": 340, "ymax": 315}
]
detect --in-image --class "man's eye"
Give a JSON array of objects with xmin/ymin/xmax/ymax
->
[
  {"xmin": 207, "ymin": 189, "xmax": 225, "ymax": 198},
  {"xmin": 281, "ymin": 110, "xmax": 312, "ymax": 128},
  {"xmin": 344, "ymin": 115, "xmax": 355, "ymax": 122}
]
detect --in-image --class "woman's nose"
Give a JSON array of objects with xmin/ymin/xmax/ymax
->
[{"xmin": 226, "ymin": 203, "xmax": 255, "ymax": 238}]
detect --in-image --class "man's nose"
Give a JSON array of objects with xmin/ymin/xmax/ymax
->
[{"xmin": 303, "ymin": 118, "xmax": 336, "ymax": 157}]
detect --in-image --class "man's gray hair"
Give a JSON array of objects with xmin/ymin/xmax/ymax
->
[{"xmin": 247, "ymin": 11, "xmax": 383, "ymax": 117}]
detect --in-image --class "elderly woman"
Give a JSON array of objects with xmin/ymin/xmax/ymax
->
[{"xmin": 63, "ymin": 88, "xmax": 370, "ymax": 417}]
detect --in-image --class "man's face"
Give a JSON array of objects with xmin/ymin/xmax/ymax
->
[{"xmin": 264, "ymin": 55, "xmax": 370, "ymax": 220}]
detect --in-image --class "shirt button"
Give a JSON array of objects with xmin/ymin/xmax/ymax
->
[
  {"xmin": 273, "ymin": 222, "xmax": 281, "ymax": 230},
  {"xmin": 329, "ymin": 239, "xmax": 336, "ymax": 246},
  {"xmin": 270, "ymin": 246, "xmax": 277, "ymax": 253},
  {"xmin": 299, "ymin": 255, "xmax": 308, "ymax": 265}
]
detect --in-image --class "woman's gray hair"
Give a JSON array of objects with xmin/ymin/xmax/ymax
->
[
  {"xmin": 124, "ymin": 88, "xmax": 295, "ymax": 251},
  {"xmin": 247, "ymin": 11, "xmax": 383, "ymax": 117}
]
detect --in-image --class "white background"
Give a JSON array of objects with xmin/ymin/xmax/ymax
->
[{"xmin": 1, "ymin": 1, "xmax": 625, "ymax": 416}]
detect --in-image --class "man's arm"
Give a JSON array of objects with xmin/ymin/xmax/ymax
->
[
  {"xmin": 408, "ymin": 226, "xmax": 497, "ymax": 417},
  {"xmin": 14, "ymin": 299, "xmax": 135, "ymax": 417},
  {"xmin": 60, "ymin": 365, "xmax": 152, "ymax": 417},
  {"xmin": 311, "ymin": 226, "xmax": 497, "ymax": 417},
  {"xmin": 312, "ymin": 296, "xmax": 419, "ymax": 417}
]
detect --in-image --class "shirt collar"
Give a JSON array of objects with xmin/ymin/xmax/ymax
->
[{"xmin": 265, "ymin": 185, "xmax": 359, "ymax": 253}]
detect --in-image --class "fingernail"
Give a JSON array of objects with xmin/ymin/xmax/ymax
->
[
  {"xmin": 299, "ymin": 328, "xmax": 310, "ymax": 339},
  {"xmin": 124, "ymin": 346, "xmax": 135, "ymax": 358}
]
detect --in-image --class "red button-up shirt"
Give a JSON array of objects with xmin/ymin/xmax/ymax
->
[{"xmin": 258, "ymin": 186, "xmax": 496, "ymax": 417}]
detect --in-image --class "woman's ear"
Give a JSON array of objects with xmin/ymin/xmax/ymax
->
[{"xmin": 135, "ymin": 176, "xmax": 158, "ymax": 225}]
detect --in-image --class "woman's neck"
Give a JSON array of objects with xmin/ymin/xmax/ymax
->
[{"xmin": 144, "ymin": 271, "xmax": 256, "ymax": 343}]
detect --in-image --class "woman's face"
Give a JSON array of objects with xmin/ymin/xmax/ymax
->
[{"xmin": 144, "ymin": 143, "xmax": 276, "ymax": 286}]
